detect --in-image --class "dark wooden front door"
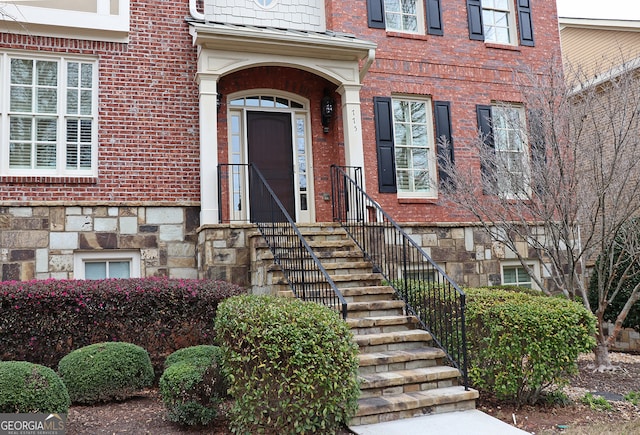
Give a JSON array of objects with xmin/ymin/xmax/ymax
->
[{"xmin": 247, "ymin": 111, "xmax": 295, "ymax": 221}]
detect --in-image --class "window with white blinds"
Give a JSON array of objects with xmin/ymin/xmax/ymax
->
[{"xmin": 1, "ymin": 54, "xmax": 97, "ymax": 176}]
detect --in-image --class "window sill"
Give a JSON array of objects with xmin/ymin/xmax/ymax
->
[
  {"xmin": 1, "ymin": 175, "xmax": 98, "ymax": 184},
  {"xmin": 484, "ymin": 42, "xmax": 521, "ymax": 52},
  {"xmin": 397, "ymin": 197, "xmax": 438, "ymax": 204},
  {"xmin": 386, "ymin": 31, "xmax": 429, "ymax": 41}
]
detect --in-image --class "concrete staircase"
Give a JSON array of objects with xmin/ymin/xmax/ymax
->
[{"xmin": 252, "ymin": 223, "xmax": 478, "ymax": 425}]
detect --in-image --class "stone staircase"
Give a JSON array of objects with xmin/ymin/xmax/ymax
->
[{"xmin": 251, "ymin": 223, "xmax": 478, "ymax": 425}]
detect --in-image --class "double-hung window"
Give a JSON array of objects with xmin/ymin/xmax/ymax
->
[
  {"xmin": 477, "ymin": 103, "xmax": 529, "ymax": 199},
  {"xmin": 1, "ymin": 53, "xmax": 98, "ymax": 177},
  {"xmin": 393, "ymin": 98, "xmax": 436, "ymax": 196},
  {"xmin": 481, "ymin": 0, "xmax": 514, "ymax": 44},
  {"xmin": 374, "ymin": 96, "xmax": 451, "ymax": 198},
  {"xmin": 467, "ymin": 0, "xmax": 534, "ymax": 46},
  {"xmin": 374, "ymin": 97, "xmax": 453, "ymax": 196},
  {"xmin": 367, "ymin": 0, "xmax": 443, "ymax": 36}
]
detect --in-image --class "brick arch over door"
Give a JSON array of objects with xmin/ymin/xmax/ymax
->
[{"xmin": 218, "ymin": 67, "xmax": 342, "ymax": 222}]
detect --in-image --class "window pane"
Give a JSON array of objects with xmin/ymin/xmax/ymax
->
[
  {"xmin": 67, "ymin": 89, "xmax": 78, "ymax": 114},
  {"xmin": 9, "ymin": 143, "xmax": 32, "ymax": 168},
  {"xmin": 11, "ymin": 59, "xmax": 33, "ymax": 84},
  {"xmin": 36, "ymin": 118, "xmax": 57, "ymax": 141},
  {"xmin": 503, "ymin": 267, "xmax": 517, "ymax": 284},
  {"xmin": 67, "ymin": 62, "xmax": 79, "ymax": 87},
  {"xmin": 10, "ymin": 117, "xmax": 32, "ymax": 141},
  {"xmin": 37, "ymin": 88, "xmax": 57, "ymax": 113},
  {"xmin": 36, "ymin": 143, "xmax": 56, "ymax": 168},
  {"xmin": 81, "ymin": 63, "xmax": 93, "ymax": 87},
  {"xmin": 36, "ymin": 61, "xmax": 57, "ymax": 86},
  {"xmin": 85, "ymin": 262, "xmax": 107, "ymax": 279},
  {"xmin": 109, "ymin": 261, "xmax": 131, "ymax": 278},
  {"xmin": 10, "ymin": 87, "xmax": 32, "ymax": 112}
]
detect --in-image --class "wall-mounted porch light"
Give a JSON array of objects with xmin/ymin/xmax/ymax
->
[
  {"xmin": 321, "ymin": 90, "xmax": 335, "ymax": 133},
  {"xmin": 217, "ymin": 93, "xmax": 223, "ymax": 111}
]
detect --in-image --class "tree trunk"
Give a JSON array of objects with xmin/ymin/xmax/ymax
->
[{"xmin": 593, "ymin": 318, "xmax": 614, "ymax": 371}]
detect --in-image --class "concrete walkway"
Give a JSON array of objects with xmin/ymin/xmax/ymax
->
[{"xmin": 350, "ymin": 410, "xmax": 531, "ymax": 435}]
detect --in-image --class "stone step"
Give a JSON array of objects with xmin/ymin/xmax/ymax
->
[
  {"xmin": 351, "ymin": 386, "xmax": 479, "ymax": 425},
  {"xmin": 341, "ymin": 286, "xmax": 396, "ymax": 299},
  {"xmin": 358, "ymin": 347, "xmax": 446, "ymax": 368},
  {"xmin": 345, "ymin": 300, "xmax": 405, "ymax": 318},
  {"xmin": 354, "ymin": 329, "xmax": 432, "ymax": 348},
  {"xmin": 359, "ymin": 366, "xmax": 461, "ymax": 392},
  {"xmin": 348, "ymin": 315, "xmax": 418, "ymax": 335},
  {"xmin": 320, "ymin": 261, "xmax": 374, "ymax": 275}
]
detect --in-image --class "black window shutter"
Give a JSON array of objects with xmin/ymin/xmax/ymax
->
[
  {"xmin": 476, "ymin": 105, "xmax": 494, "ymax": 193},
  {"xmin": 426, "ymin": 0, "xmax": 443, "ymax": 36},
  {"xmin": 517, "ymin": 0, "xmax": 535, "ymax": 46},
  {"xmin": 467, "ymin": 0, "xmax": 484, "ymax": 41},
  {"xmin": 367, "ymin": 0, "xmax": 386, "ymax": 29},
  {"xmin": 434, "ymin": 101, "xmax": 454, "ymax": 189},
  {"xmin": 374, "ymin": 97, "xmax": 397, "ymax": 193}
]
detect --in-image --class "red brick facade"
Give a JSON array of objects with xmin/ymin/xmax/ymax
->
[
  {"xmin": 0, "ymin": 1, "xmax": 200, "ymax": 204},
  {"xmin": 0, "ymin": 0, "xmax": 561, "ymax": 223}
]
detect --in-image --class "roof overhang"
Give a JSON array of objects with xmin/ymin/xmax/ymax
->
[
  {"xmin": 559, "ymin": 17, "xmax": 640, "ymax": 32},
  {"xmin": 189, "ymin": 21, "xmax": 376, "ymax": 63}
]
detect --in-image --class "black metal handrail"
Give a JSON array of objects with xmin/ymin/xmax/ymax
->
[
  {"xmin": 218, "ymin": 163, "xmax": 348, "ymax": 318},
  {"xmin": 331, "ymin": 165, "xmax": 468, "ymax": 388}
]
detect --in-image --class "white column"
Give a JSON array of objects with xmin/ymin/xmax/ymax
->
[
  {"xmin": 197, "ymin": 73, "xmax": 220, "ymax": 225},
  {"xmin": 337, "ymin": 84, "xmax": 366, "ymax": 183}
]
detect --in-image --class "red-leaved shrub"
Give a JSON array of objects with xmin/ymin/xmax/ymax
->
[{"xmin": 0, "ymin": 278, "xmax": 245, "ymax": 375}]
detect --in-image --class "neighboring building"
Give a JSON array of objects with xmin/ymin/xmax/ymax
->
[
  {"xmin": 559, "ymin": 17, "xmax": 640, "ymax": 353},
  {"xmin": 0, "ymin": 0, "xmax": 562, "ymax": 289}
]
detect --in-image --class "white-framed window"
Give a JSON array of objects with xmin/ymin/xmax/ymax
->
[
  {"xmin": 501, "ymin": 261, "xmax": 538, "ymax": 289},
  {"xmin": 392, "ymin": 97, "xmax": 437, "ymax": 198},
  {"xmin": 74, "ymin": 251, "xmax": 141, "ymax": 280},
  {"xmin": 492, "ymin": 104, "xmax": 529, "ymax": 198},
  {"xmin": 384, "ymin": 0, "xmax": 424, "ymax": 33},
  {"xmin": 481, "ymin": 0, "xmax": 516, "ymax": 45},
  {"xmin": 1, "ymin": 53, "xmax": 98, "ymax": 177}
]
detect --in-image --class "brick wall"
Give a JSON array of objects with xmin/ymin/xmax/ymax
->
[{"xmin": 0, "ymin": 0, "xmax": 200, "ymax": 203}]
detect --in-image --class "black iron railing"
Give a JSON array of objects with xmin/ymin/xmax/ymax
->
[
  {"xmin": 331, "ymin": 165, "xmax": 468, "ymax": 388},
  {"xmin": 218, "ymin": 163, "xmax": 348, "ymax": 318}
]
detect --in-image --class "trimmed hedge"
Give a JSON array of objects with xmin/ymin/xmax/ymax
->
[
  {"xmin": 160, "ymin": 346, "xmax": 226, "ymax": 426},
  {"xmin": 0, "ymin": 361, "xmax": 70, "ymax": 413},
  {"xmin": 58, "ymin": 342, "xmax": 154, "ymax": 404},
  {"xmin": 465, "ymin": 287, "xmax": 596, "ymax": 406},
  {"xmin": 215, "ymin": 295, "xmax": 360, "ymax": 434},
  {"xmin": 164, "ymin": 345, "xmax": 223, "ymax": 370},
  {"xmin": 0, "ymin": 278, "xmax": 246, "ymax": 372}
]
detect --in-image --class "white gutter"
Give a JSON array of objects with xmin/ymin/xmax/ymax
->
[{"xmin": 189, "ymin": 0, "xmax": 204, "ymax": 21}]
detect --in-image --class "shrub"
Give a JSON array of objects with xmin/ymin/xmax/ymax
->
[
  {"xmin": 215, "ymin": 295, "xmax": 360, "ymax": 434},
  {"xmin": 58, "ymin": 342, "xmax": 154, "ymax": 404},
  {"xmin": 159, "ymin": 354, "xmax": 226, "ymax": 426},
  {"xmin": 164, "ymin": 345, "xmax": 223, "ymax": 370},
  {"xmin": 0, "ymin": 361, "xmax": 70, "ymax": 413},
  {"xmin": 465, "ymin": 287, "xmax": 596, "ymax": 406},
  {"xmin": 0, "ymin": 278, "xmax": 246, "ymax": 373}
]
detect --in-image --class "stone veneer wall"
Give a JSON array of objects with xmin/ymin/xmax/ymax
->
[
  {"xmin": 401, "ymin": 223, "xmax": 543, "ymax": 289},
  {"xmin": 0, "ymin": 206, "xmax": 199, "ymax": 281},
  {"xmin": 197, "ymin": 224, "xmax": 255, "ymax": 287},
  {"xmin": 603, "ymin": 322, "xmax": 640, "ymax": 353}
]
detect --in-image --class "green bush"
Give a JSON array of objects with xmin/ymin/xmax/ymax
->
[
  {"xmin": 164, "ymin": 345, "xmax": 222, "ymax": 369},
  {"xmin": 0, "ymin": 361, "xmax": 70, "ymax": 413},
  {"xmin": 0, "ymin": 278, "xmax": 246, "ymax": 373},
  {"xmin": 58, "ymin": 342, "xmax": 154, "ymax": 404},
  {"xmin": 215, "ymin": 295, "xmax": 360, "ymax": 434},
  {"xmin": 465, "ymin": 288, "xmax": 596, "ymax": 406},
  {"xmin": 159, "ymin": 355, "xmax": 226, "ymax": 426}
]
